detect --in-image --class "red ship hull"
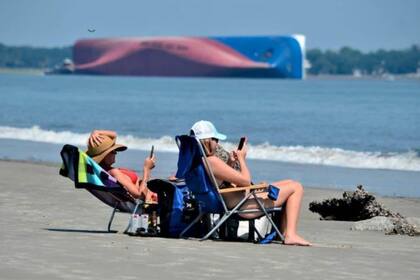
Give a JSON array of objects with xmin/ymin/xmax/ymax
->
[{"xmin": 73, "ymin": 36, "xmax": 305, "ymax": 78}]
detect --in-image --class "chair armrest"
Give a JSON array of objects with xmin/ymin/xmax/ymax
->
[
  {"xmin": 219, "ymin": 182, "xmax": 268, "ymax": 193},
  {"xmin": 144, "ymin": 200, "xmax": 158, "ymax": 205}
]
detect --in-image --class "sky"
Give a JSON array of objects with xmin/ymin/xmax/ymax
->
[{"xmin": 0, "ymin": 0, "xmax": 419, "ymax": 51}]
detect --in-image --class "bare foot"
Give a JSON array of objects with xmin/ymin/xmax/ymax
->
[{"xmin": 284, "ymin": 234, "xmax": 312, "ymax": 246}]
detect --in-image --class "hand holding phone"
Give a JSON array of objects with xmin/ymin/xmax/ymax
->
[
  {"xmin": 144, "ymin": 145, "xmax": 156, "ymax": 170},
  {"xmin": 150, "ymin": 145, "xmax": 154, "ymax": 158},
  {"xmin": 238, "ymin": 137, "xmax": 246, "ymax": 150}
]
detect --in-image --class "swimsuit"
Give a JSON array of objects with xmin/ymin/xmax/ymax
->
[{"xmin": 117, "ymin": 168, "xmax": 138, "ymax": 184}]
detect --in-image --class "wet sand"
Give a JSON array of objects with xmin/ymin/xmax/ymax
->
[{"xmin": 0, "ymin": 160, "xmax": 419, "ymax": 279}]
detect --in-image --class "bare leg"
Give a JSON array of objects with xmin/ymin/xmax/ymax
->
[
  {"xmin": 272, "ymin": 180, "xmax": 311, "ymax": 246},
  {"xmin": 233, "ymin": 180, "xmax": 311, "ymax": 246},
  {"xmin": 280, "ymin": 208, "xmax": 287, "ymax": 235}
]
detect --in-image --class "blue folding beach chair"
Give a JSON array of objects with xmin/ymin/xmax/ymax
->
[
  {"xmin": 59, "ymin": 144, "xmax": 143, "ymax": 232},
  {"xmin": 175, "ymin": 135, "xmax": 285, "ymax": 242}
]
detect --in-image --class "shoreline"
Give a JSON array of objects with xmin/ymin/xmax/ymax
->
[
  {"xmin": 306, "ymin": 73, "xmax": 420, "ymax": 80},
  {"xmin": 0, "ymin": 67, "xmax": 44, "ymax": 75},
  {"xmin": 0, "ymin": 159, "xmax": 419, "ymax": 279},
  {"xmin": 1, "ymin": 68, "xmax": 420, "ymax": 80}
]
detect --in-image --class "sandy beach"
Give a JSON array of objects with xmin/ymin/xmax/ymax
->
[{"xmin": 0, "ymin": 160, "xmax": 419, "ymax": 280}]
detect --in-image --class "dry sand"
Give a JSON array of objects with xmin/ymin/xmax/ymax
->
[{"xmin": 0, "ymin": 160, "xmax": 419, "ymax": 280}]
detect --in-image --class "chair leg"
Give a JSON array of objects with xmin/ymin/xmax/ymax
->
[
  {"xmin": 132, "ymin": 200, "xmax": 142, "ymax": 215},
  {"xmin": 107, "ymin": 206, "xmax": 118, "ymax": 232},
  {"xmin": 252, "ymin": 192, "xmax": 285, "ymax": 241},
  {"xmin": 247, "ymin": 220, "xmax": 264, "ymax": 242},
  {"xmin": 179, "ymin": 213, "xmax": 204, "ymax": 238},
  {"xmin": 252, "ymin": 221, "xmax": 265, "ymax": 242},
  {"xmin": 254, "ymin": 227, "xmax": 264, "ymax": 241}
]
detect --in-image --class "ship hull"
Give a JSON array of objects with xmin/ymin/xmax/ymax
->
[{"xmin": 73, "ymin": 35, "xmax": 305, "ymax": 79}]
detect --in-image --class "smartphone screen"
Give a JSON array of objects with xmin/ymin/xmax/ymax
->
[
  {"xmin": 150, "ymin": 145, "xmax": 154, "ymax": 158},
  {"xmin": 238, "ymin": 137, "xmax": 246, "ymax": 150}
]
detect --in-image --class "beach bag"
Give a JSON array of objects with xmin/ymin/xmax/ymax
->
[{"xmin": 148, "ymin": 179, "xmax": 199, "ymax": 237}]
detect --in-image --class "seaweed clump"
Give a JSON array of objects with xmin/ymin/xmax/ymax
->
[{"xmin": 309, "ymin": 185, "xmax": 419, "ymax": 236}]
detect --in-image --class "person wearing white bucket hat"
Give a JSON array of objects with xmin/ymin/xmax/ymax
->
[
  {"xmin": 190, "ymin": 120, "xmax": 311, "ymax": 246},
  {"xmin": 191, "ymin": 120, "xmax": 227, "ymax": 141}
]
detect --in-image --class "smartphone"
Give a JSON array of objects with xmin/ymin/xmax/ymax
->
[
  {"xmin": 238, "ymin": 137, "xmax": 246, "ymax": 150},
  {"xmin": 150, "ymin": 145, "xmax": 154, "ymax": 158}
]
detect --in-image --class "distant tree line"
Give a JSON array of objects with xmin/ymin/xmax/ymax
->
[
  {"xmin": 307, "ymin": 45, "xmax": 420, "ymax": 75},
  {"xmin": 0, "ymin": 42, "xmax": 419, "ymax": 75},
  {"xmin": 0, "ymin": 43, "xmax": 71, "ymax": 69}
]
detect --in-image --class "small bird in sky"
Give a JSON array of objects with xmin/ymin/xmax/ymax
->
[{"xmin": 88, "ymin": 29, "xmax": 96, "ymax": 33}]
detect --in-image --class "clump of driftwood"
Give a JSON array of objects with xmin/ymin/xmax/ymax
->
[{"xmin": 309, "ymin": 185, "xmax": 419, "ymax": 236}]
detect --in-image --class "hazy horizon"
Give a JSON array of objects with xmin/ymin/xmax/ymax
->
[{"xmin": 0, "ymin": 0, "xmax": 419, "ymax": 51}]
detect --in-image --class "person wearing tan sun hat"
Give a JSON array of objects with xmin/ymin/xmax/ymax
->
[
  {"xmin": 87, "ymin": 132, "xmax": 127, "ymax": 163},
  {"xmin": 87, "ymin": 130, "xmax": 156, "ymax": 201}
]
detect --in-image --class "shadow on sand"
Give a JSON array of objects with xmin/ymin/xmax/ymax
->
[{"xmin": 44, "ymin": 228, "xmax": 118, "ymax": 234}]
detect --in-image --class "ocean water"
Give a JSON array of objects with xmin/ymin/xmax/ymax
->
[{"xmin": 1, "ymin": 73, "xmax": 419, "ymax": 197}]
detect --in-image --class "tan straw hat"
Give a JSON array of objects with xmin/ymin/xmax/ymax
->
[{"xmin": 86, "ymin": 135, "xmax": 127, "ymax": 163}]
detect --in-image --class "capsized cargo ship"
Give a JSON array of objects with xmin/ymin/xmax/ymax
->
[{"xmin": 73, "ymin": 35, "xmax": 305, "ymax": 79}]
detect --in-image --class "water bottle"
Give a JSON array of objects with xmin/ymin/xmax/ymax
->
[
  {"xmin": 128, "ymin": 214, "xmax": 140, "ymax": 235},
  {"xmin": 139, "ymin": 214, "xmax": 149, "ymax": 233}
]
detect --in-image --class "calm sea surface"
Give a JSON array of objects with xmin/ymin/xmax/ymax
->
[{"xmin": 0, "ymin": 73, "xmax": 419, "ymax": 196}]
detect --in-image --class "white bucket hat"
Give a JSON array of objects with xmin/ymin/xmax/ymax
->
[{"xmin": 190, "ymin": 120, "xmax": 227, "ymax": 140}]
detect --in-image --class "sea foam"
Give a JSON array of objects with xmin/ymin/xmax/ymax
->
[{"xmin": 1, "ymin": 125, "xmax": 419, "ymax": 172}]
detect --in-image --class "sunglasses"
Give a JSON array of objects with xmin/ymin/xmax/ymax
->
[
  {"xmin": 211, "ymin": 138, "xmax": 219, "ymax": 143},
  {"xmin": 111, "ymin": 150, "xmax": 118, "ymax": 155}
]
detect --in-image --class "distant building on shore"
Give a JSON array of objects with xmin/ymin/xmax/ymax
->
[{"xmin": 45, "ymin": 58, "xmax": 74, "ymax": 75}]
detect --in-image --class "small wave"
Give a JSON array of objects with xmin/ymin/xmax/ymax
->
[
  {"xmin": 244, "ymin": 143, "xmax": 420, "ymax": 172},
  {"xmin": 0, "ymin": 125, "xmax": 179, "ymax": 152},
  {"xmin": 1, "ymin": 125, "xmax": 420, "ymax": 172}
]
